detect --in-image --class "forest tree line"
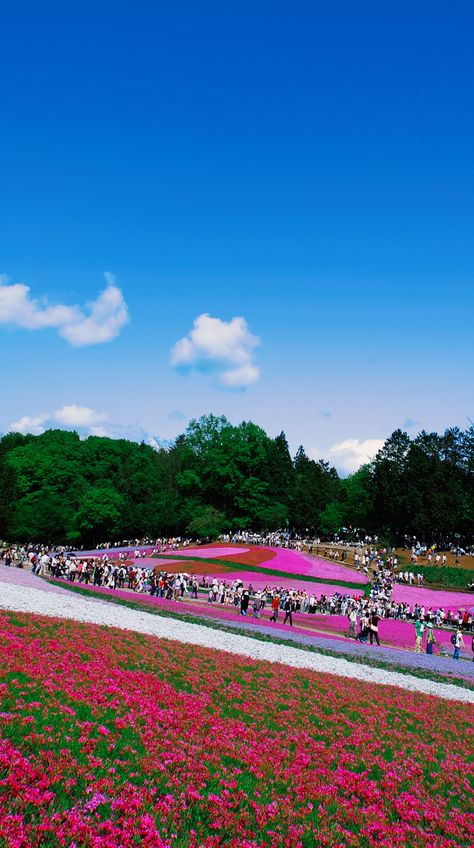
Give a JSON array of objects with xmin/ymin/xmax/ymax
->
[{"xmin": 0, "ymin": 415, "xmax": 473, "ymax": 545}]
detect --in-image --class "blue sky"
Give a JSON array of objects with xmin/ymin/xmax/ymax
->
[{"xmin": 1, "ymin": 1, "xmax": 473, "ymax": 473}]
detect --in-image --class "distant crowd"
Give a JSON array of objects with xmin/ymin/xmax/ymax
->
[
  {"xmin": 220, "ymin": 531, "xmax": 306, "ymax": 550},
  {"xmin": 3, "ymin": 544, "xmax": 472, "ymax": 637},
  {"xmin": 2, "ymin": 538, "xmax": 473, "ymax": 662}
]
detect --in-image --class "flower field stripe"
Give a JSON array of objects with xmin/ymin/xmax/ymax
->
[
  {"xmin": 44, "ymin": 578, "xmax": 354, "ymax": 646},
  {"xmin": 42, "ymin": 578, "xmax": 474, "ymax": 690},
  {"xmin": 152, "ymin": 554, "xmax": 369, "ymax": 591},
  {"xmin": 392, "ymin": 582, "xmax": 474, "ymax": 610},
  {"xmin": 45, "ymin": 576, "xmax": 459, "ymax": 655},
  {"xmin": 0, "ymin": 579, "xmax": 472, "ymax": 703},
  {"xmin": 199, "ymin": 571, "xmax": 363, "ymax": 596},
  {"xmin": 1, "ymin": 612, "xmax": 473, "ymax": 848}
]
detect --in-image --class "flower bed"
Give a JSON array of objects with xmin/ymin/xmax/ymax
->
[
  {"xmin": 46, "ymin": 580, "xmax": 349, "ymax": 641},
  {"xmin": 392, "ymin": 583, "xmax": 474, "ymax": 611},
  {"xmin": 164, "ymin": 546, "xmax": 251, "ymax": 559},
  {"xmin": 262, "ymin": 548, "xmax": 367, "ymax": 584},
  {"xmin": 46, "ymin": 579, "xmax": 465, "ymax": 657},
  {"xmin": 199, "ymin": 543, "xmax": 278, "ymax": 565},
  {"xmin": 204, "ymin": 572, "xmax": 362, "ymax": 596},
  {"xmin": 0, "ymin": 611, "xmax": 472, "ymax": 848},
  {"xmin": 152, "ymin": 560, "xmax": 234, "ymax": 575},
  {"xmin": 304, "ymin": 614, "xmax": 460, "ymax": 651},
  {"xmin": 174, "ymin": 545, "xmax": 368, "ymax": 585}
]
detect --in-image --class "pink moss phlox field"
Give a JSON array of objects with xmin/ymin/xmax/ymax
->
[
  {"xmin": 77, "ymin": 543, "xmax": 368, "ymax": 585},
  {"xmin": 46, "ymin": 578, "xmax": 467, "ymax": 653},
  {"xmin": 205, "ymin": 572, "xmax": 362, "ymax": 596},
  {"xmin": 302, "ymin": 614, "xmax": 461, "ymax": 650},
  {"xmin": 169, "ymin": 546, "xmax": 250, "ymax": 559},
  {"xmin": 0, "ymin": 611, "xmax": 472, "ymax": 848},
  {"xmin": 165, "ymin": 544, "xmax": 367, "ymax": 584},
  {"xmin": 266, "ymin": 548, "xmax": 368, "ymax": 584},
  {"xmin": 392, "ymin": 583, "xmax": 474, "ymax": 612},
  {"xmin": 48, "ymin": 581, "xmax": 349, "ymax": 641}
]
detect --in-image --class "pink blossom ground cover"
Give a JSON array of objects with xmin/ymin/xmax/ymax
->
[
  {"xmin": 260, "ymin": 548, "xmax": 367, "ymax": 584},
  {"xmin": 206, "ymin": 572, "xmax": 362, "ymax": 596},
  {"xmin": 154, "ymin": 542, "xmax": 363, "ymax": 581},
  {"xmin": 303, "ymin": 614, "xmax": 460, "ymax": 651},
  {"xmin": 392, "ymin": 583, "xmax": 474, "ymax": 611},
  {"xmin": 78, "ymin": 544, "xmax": 367, "ymax": 586},
  {"xmin": 0, "ymin": 610, "xmax": 472, "ymax": 848},
  {"xmin": 48, "ymin": 579, "xmax": 461, "ymax": 653},
  {"xmin": 184, "ymin": 545, "xmax": 368, "ymax": 584},
  {"xmin": 132, "ymin": 558, "xmax": 188, "ymax": 569},
  {"xmin": 163, "ymin": 546, "xmax": 250, "ymax": 559},
  {"xmin": 47, "ymin": 580, "xmax": 347, "ymax": 642}
]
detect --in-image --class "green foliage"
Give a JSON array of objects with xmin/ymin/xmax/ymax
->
[
  {"xmin": 318, "ymin": 501, "xmax": 346, "ymax": 537},
  {"xmin": 340, "ymin": 465, "xmax": 373, "ymax": 530},
  {"xmin": 76, "ymin": 486, "xmax": 126, "ymax": 544},
  {"xmin": 289, "ymin": 447, "xmax": 340, "ymax": 532},
  {"xmin": 1, "ymin": 417, "xmax": 473, "ymax": 544},
  {"xmin": 408, "ymin": 566, "xmax": 473, "ymax": 590},
  {"xmin": 369, "ymin": 426, "xmax": 474, "ymax": 540},
  {"xmin": 186, "ymin": 505, "xmax": 227, "ymax": 538},
  {"xmin": 0, "ymin": 416, "xmax": 325, "ymax": 543}
]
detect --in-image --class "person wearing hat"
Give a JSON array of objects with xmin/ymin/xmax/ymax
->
[{"xmin": 425, "ymin": 623, "xmax": 436, "ymax": 655}]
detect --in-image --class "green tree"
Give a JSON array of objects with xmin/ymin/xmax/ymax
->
[
  {"xmin": 76, "ymin": 486, "xmax": 126, "ymax": 543},
  {"xmin": 10, "ymin": 492, "xmax": 73, "ymax": 543},
  {"xmin": 340, "ymin": 465, "xmax": 373, "ymax": 531},
  {"xmin": 186, "ymin": 505, "xmax": 227, "ymax": 538}
]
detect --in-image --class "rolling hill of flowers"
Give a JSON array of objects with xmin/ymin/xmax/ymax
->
[
  {"xmin": 0, "ymin": 610, "xmax": 472, "ymax": 848},
  {"xmin": 156, "ymin": 544, "xmax": 369, "ymax": 584}
]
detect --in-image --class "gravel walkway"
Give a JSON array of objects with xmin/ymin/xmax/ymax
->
[{"xmin": 0, "ymin": 567, "xmax": 472, "ymax": 704}]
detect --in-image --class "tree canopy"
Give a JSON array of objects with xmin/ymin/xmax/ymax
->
[{"xmin": 0, "ymin": 417, "xmax": 473, "ymax": 545}]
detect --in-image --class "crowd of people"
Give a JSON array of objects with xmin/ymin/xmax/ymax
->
[
  {"xmin": 0, "ymin": 539, "xmax": 191, "ymax": 568},
  {"xmin": 220, "ymin": 531, "xmax": 306, "ymax": 550},
  {"xmin": 1, "ymin": 541, "xmax": 473, "ymax": 660}
]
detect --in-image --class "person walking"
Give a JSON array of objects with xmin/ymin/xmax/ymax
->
[
  {"xmin": 426, "ymin": 623, "xmax": 437, "ymax": 655},
  {"xmin": 347, "ymin": 608, "xmax": 358, "ymax": 638},
  {"xmin": 283, "ymin": 596, "xmax": 293, "ymax": 626},
  {"xmin": 369, "ymin": 611, "xmax": 380, "ymax": 646},
  {"xmin": 252, "ymin": 592, "xmax": 262, "ymax": 619},
  {"xmin": 453, "ymin": 629, "xmax": 464, "ymax": 660},
  {"xmin": 414, "ymin": 619, "xmax": 425, "ymax": 653},
  {"xmin": 240, "ymin": 590, "xmax": 250, "ymax": 616},
  {"xmin": 270, "ymin": 594, "xmax": 280, "ymax": 622},
  {"xmin": 356, "ymin": 612, "xmax": 370, "ymax": 642}
]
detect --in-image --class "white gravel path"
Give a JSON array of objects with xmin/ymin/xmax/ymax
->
[{"xmin": 1, "ymin": 580, "xmax": 473, "ymax": 704}]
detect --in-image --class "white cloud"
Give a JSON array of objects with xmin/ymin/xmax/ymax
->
[
  {"xmin": 0, "ymin": 272, "xmax": 129, "ymax": 346},
  {"xmin": 53, "ymin": 405, "xmax": 107, "ymax": 428},
  {"xmin": 6, "ymin": 407, "xmax": 172, "ymax": 450},
  {"xmin": 60, "ymin": 275, "xmax": 129, "ymax": 346},
  {"xmin": 310, "ymin": 438, "xmax": 385, "ymax": 475},
  {"xmin": 89, "ymin": 425, "xmax": 109, "ymax": 438},
  {"xmin": 221, "ymin": 362, "xmax": 260, "ymax": 388},
  {"xmin": 9, "ymin": 405, "xmax": 107, "ymax": 436},
  {"xmin": 9, "ymin": 414, "xmax": 48, "ymax": 436},
  {"xmin": 171, "ymin": 313, "xmax": 260, "ymax": 388}
]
